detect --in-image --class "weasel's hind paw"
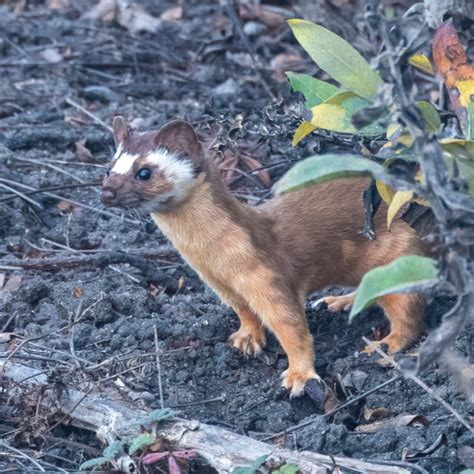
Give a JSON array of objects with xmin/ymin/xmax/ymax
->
[
  {"xmin": 281, "ymin": 368, "xmax": 320, "ymax": 398},
  {"xmin": 362, "ymin": 334, "xmax": 412, "ymax": 355},
  {"xmin": 228, "ymin": 327, "xmax": 266, "ymax": 357},
  {"xmin": 312, "ymin": 292, "xmax": 355, "ymax": 313}
]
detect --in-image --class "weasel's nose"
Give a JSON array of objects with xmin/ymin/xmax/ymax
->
[{"xmin": 101, "ymin": 187, "xmax": 116, "ymax": 206}]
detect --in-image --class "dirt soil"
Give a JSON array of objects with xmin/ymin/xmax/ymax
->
[{"xmin": 0, "ymin": 1, "xmax": 473, "ymax": 473}]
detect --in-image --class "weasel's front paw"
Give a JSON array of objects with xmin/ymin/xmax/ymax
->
[
  {"xmin": 228, "ymin": 326, "xmax": 266, "ymax": 356},
  {"xmin": 281, "ymin": 368, "xmax": 320, "ymax": 398}
]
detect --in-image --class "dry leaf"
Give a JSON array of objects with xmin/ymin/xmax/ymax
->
[
  {"xmin": 0, "ymin": 333, "xmax": 15, "ymax": 343},
  {"xmin": 239, "ymin": 4, "xmax": 285, "ymax": 29},
  {"xmin": 81, "ymin": 0, "xmax": 116, "ymax": 22},
  {"xmin": 387, "ymin": 190, "xmax": 413, "ymax": 230},
  {"xmin": 0, "ymin": 275, "xmax": 22, "ymax": 296},
  {"xmin": 47, "ymin": 0, "xmax": 68, "ymax": 9},
  {"xmin": 240, "ymin": 154, "xmax": 271, "ymax": 187},
  {"xmin": 75, "ymin": 140, "xmax": 94, "ymax": 163},
  {"xmin": 408, "ymin": 54, "xmax": 434, "ymax": 75},
  {"xmin": 323, "ymin": 384, "xmax": 339, "ymax": 413},
  {"xmin": 148, "ymin": 283, "xmax": 160, "ymax": 297},
  {"xmin": 406, "ymin": 433, "xmax": 446, "ymax": 459},
  {"xmin": 73, "ymin": 287, "xmax": 82, "ymax": 298},
  {"xmin": 116, "ymin": 0, "xmax": 161, "ymax": 35},
  {"xmin": 271, "ymin": 53, "xmax": 304, "ymax": 82},
  {"xmin": 356, "ymin": 414, "xmax": 429, "ymax": 433},
  {"xmin": 40, "ymin": 48, "xmax": 63, "ymax": 64},
  {"xmin": 342, "ymin": 370, "xmax": 368, "ymax": 391},
  {"xmin": 293, "ymin": 121, "xmax": 317, "ymax": 146},
  {"xmin": 57, "ymin": 200, "xmax": 74, "ymax": 213},
  {"xmin": 432, "ymin": 20, "xmax": 474, "ymax": 135},
  {"xmin": 160, "ymin": 6, "xmax": 183, "ymax": 22},
  {"xmin": 82, "ymin": 0, "xmax": 161, "ymax": 34},
  {"xmin": 216, "ymin": 149, "xmax": 239, "ymax": 182},
  {"xmin": 363, "ymin": 406, "xmax": 392, "ymax": 422}
]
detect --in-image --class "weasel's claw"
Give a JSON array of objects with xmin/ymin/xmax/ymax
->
[
  {"xmin": 228, "ymin": 327, "xmax": 266, "ymax": 357},
  {"xmin": 281, "ymin": 368, "xmax": 321, "ymax": 398}
]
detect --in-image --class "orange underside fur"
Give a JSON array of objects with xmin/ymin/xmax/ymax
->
[{"xmin": 152, "ymin": 170, "xmax": 426, "ymax": 397}]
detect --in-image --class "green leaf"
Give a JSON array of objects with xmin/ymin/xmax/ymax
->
[
  {"xmin": 251, "ymin": 454, "xmax": 269, "ymax": 470},
  {"xmin": 80, "ymin": 457, "xmax": 110, "ymax": 471},
  {"xmin": 274, "ymin": 463, "xmax": 300, "ymax": 474},
  {"xmin": 416, "ymin": 100, "xmax": 441, "ymax": 133},
  {"xmin": 128, "ymin": 433, "xmax": 156, "ymax": 455},
  {"xmin": 103, "ymin": 440, "xmax": 126, "ymax": 459},
  {"xmin": 468, "ymin": 102, "xmax": 474, "ymax": 141},
  {"xmin": 311, "ymin": 91, "xmax": 383, "ymax": 135},
  {"xmin": 440, "ymin": 139, "xmax": 474, "ymax": 161},
  {"xmin": 230, "ymin": 468, "xmax": 254, "ymax": 474},
  {"xmin": 275, "ymin": 154, "xmax": 390, "ymax": 194},
  {"xmin": 135, "ymin": 408, "xmax": 179, "ymax": 425},
  {"xmin": 230, "ymin": 454, "xmax": 270, "ymax": 474},
  {"xmin": 350, "ymin": 256, "xmax": 438, "ymax": 320},
  {"xmin": 443, "ymin": 153, "xmax": 474, "ymax": 196},
  {"xmin": 408, "ymin": 54, "xmax": 434, "ymax": 75},
  {"xmin": 288, "ymin": 19, "xmax": 383, "ymax": 100},
  {"xmin": 286, "ymin": 71, "xmax": 340, "ymax": 108}
]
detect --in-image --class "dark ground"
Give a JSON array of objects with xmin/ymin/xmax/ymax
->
[{"xmin": 0, "ymin": 0, "xmax": 473, "ymax": 472}]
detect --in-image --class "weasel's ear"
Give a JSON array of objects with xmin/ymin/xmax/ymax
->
[
  {"xmin": 154, "ymin": 120, "xmax": 203, "ymax": 162},
  {"xmin": 112, "ymin": 116, "xmax": 131, "ymax": 146}
]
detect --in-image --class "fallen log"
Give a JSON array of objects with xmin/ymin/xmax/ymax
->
[{"xmin": 0, "ymin": 360, "xmax": 410, "ymax": 474}]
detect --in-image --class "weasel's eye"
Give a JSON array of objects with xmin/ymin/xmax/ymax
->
[{"xmin": 136, "ymin": 168, "xmax": 152, "ymax": 181}]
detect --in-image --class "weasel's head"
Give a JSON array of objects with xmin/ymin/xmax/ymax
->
[{"xmin": 101, "ymin": 117, "xmax": 205, "ymax": 213}]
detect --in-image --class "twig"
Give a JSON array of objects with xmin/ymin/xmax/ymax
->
[
  {"xmin": 65, "ymin": 97, "xmax": 113, "ymax": 132},
  {"xmin": 154, "ymin": 325, "xmax": 164, "ymax": 410},
  {"xmin": 0, "ymin": 177, "xmax": 140, "ymax": 224},
  {"xmin": 0, "ymin": 441, "xmax": 45, "ymax": 472},
  {"xmin": 41, "ymin": 238, "xmax": 141, "ymax": 284},
  {"xmin": 263, "ymin": 374, "xmax": 402, "ymax": 441},
  {"xmin": 10, "ymin": 156, "xmax": 87, "ymax": 184},
  {"xmin": 47, "ymin": 383, "xmax": 97, "ymax": 433},
  {"xmin": 363, "ymin": 458, "xmax": 429, "ymax": 474},
  {"xmin": 222, "ymin": 0, "xmax": 276, "ymax": 100},
  {"xmin": 0, "ymin": 181, "xmax": 101, "ymax": 203},
  {"xmin": 170, "ymin": 396, "xmax": 224, "ymax": 409},
  {"xmin": 362, "ymin": 337, "xmax": 474, "ymax": 434},
  {"xmin": 0, "ymin": 183, "xmax": 43, "ymax": 209}
]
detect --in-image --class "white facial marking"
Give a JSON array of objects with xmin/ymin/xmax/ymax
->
[
  {"xmin": 113, "ymin": 143, "xmax": 123, "ymax": 159},
  {"xmin": 111, "ymin": 144, "xmax": 139, "ymax": 175},
  {"xmin": 146, "ymin": 148, "xmax": 195, "ymax": 200}
]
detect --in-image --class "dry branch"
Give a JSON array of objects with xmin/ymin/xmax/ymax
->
[{"xmin": 0, "ymin": 360, "xmax": 410, "ymax": 474}]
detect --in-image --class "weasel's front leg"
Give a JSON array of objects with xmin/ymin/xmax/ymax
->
[
  {"xmin": 214, "ymin": 287, "xmax": 266, "ymax": 356},
  {"xmin": 228, "ymin": 306, "xmax": 266, "ymax": 356},
  {"xmin": 242, "ymin": 283, "xmax": 318, "ymax": 397}
]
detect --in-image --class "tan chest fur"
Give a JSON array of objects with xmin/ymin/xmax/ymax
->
[{"xmin": 151, "ymin": 180, "xmax": 264, "ymax": 301}]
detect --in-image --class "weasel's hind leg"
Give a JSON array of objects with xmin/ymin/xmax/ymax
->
[
  {"xmin": 313, "ymin": 291, "xmax": 355, "ymax": 313},
  {"xmin": 364, "ymin": 293, "xmax": 426, "ymax": 354}
]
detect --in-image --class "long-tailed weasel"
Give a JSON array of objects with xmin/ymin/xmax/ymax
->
[{"xmin": 101, "ymin": 117, "xmax": 426, "ymax": 397}]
